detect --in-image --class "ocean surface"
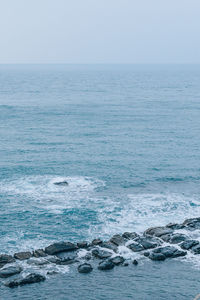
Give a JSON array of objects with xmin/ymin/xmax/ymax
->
[{"xmin": 0, "ymin": 64, "xmax": 200, "ymax": 299}]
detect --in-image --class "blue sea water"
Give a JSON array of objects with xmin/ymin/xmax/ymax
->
[{"xmin": 0, "ymin": 64, "xmax": 200, "ymax": 299}]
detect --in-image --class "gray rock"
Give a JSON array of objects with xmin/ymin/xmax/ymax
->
[
  {"xmin": 182, "ymin": 217, "xmax": 200, "ymax": 229},
  {"xmin": 92, "ymin": 239, "xmax": 103, "ymax": 246},
  {"xmin": 128, "ymin": 242, "xmax": 144, "ymax": 252},
  {"xmin": 98, "ymin": 260, "xmax": 114, "ymax": 270},
  {"xmin": 132, "ymin": 259, "xmax": 138, "ymax": 265},
  {"xmin": 152, "ymin": 246, "xmax": 187, "ymax": 258},
  {"xmin": 14, "ymin": 252, "xmax": 32, "ymax": 260},
  {"xmin": 0, "ymin": 266, "xmax": 22, "ymax": 278},
  {"xmin": 45, "ymin": 242, "xmax": 77, "ymax": 255},
  {"xmin": 122, "ymin": 232, "xmax": 139, "ymax": 240},
  {"xmin": 123, "ymin": 261, "xmax": 129, "ymax": 266},
  {"xmin": 166, "ymin": 223, "xmax": 185, "ymax": 230},
  {"xmin": 149, "ymin": 252, "xmax": 166, "ymax": 261},
  {"xmin": 77, "ymin": 241, "xmax": 89, "ymax": 249},
  {"xmin": 191, "ymin": 244, "xmax": 200, "ymax": 254},
  {"xmin": 33, "ymin": 249, "xmax": 47, "ymax": 258},
  {"xmin": 46, "ymin": 257, "xmax": 61, "ymax": 264},
  {"xmin": 0, "ymin": 254, "xmax": 15, "ymax": 268},
  {"xmin": 110, "ymin": 256, "xmax": 125, "ymax": 265},
  {"xmin": 110, "ymin": 234, "xmax": 125, "ymax": 246},
  {"xmin": 100, "ymin": 241, "xmax": 118, "ymax": 252},
  {"xmin": 54, "ymin": 181, "xmax": 68, "ymax": 186},
  {"xmin": 5, "ymin": 273, "xmax": 45, "ymax": 288},
  {"xmin": 27, "ymin": 258, "xmax": 49, "ymax": 266},
  {"xmin": 145, "ymin": 226, "xmax": 173, "ymax": 237},
  {"xmin": 169, "ymin": 233, "xmax": 187, "ymax": 244},
  {"xmin": 78, "ymin": 263, "xmax": 93, "ymax": 273},
  {"xmin": 160, "ymin": 234, "xmax": 171, "ymax": 242},
  {"xmin": 180, "ymin": 240, "xmax": 199, "ymax": 250},
  {"xmin": 134, "ymin": 237, "xmax": 159, "ymax": 249},
  {"xmin": 92, "ymin": 249, "xmax": 112, "ymax": 259}
]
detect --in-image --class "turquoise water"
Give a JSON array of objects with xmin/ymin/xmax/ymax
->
[{"xmin": 1, "ymin": 64, "xmax": 200, "ymax": 298}]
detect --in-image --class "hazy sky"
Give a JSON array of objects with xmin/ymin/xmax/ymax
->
[{"xmin": 0, "ymin": 0, "xmax": 200, "ymax": 63}]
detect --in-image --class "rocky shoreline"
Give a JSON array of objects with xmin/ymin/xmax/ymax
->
[{"xmin": 1, "ymin": 217, "xmax": 200, "ymax": 288}]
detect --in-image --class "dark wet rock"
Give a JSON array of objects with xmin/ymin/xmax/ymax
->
[
  {"xmin": 78, "ymin": 263, "xmax": 93, "ymax": 273},
  {"xmin": 151, "ymin": 246, "xmax": 187, "ymax": 258},
  {"xmin": 123, "ymin": 261, "xmax": 129, "ymax": 266},
  {"xmin": 5, "ymin": 273, "xmax": 45, "ymax": 288},
  {"xmin": 84, "ymin": 253, "xmax": 92, "ymax": 261},
  {"xmin": 128, "ymin": 242, "xmax": 144, "ymax": 252},
  {"xmin": 45, "ymin": 242, "xmax": 77, "ymax": 255},
  {"xmin": 132, "ymin": 259, "xmax": 138, "ymax": 265},
  {"xmin": 166, "ymin": 223, "xmax": 185, "ymax": 230},
  {"xmin": 33, "ymin": 249, "xmax": 47, "ymax": 258},
  {"xmin": 160, "ymin": 234, "xmax": 171, "ymax": 242},
  {"xmin": 182, "ymin": 217, "xmax": 200, "ymax": 229},
  {"xmin": 180, "ymin": 240, "xmax": 199, "ymax": 250},
  {"xmin": 77, "ymin": 241, "xmax": 89, "ymax": 249},
  {"xmin": 110, "ymin": 256, "xmax": 125, "ymax": 265},
  {"xmin": 191, "ymin": 244, "xmax": 200, "ymax": 254},
  {"xmin": 27, "ymin": 258, "xmax": 49, "ymax": 266},
  {"xmin": 122, "ymin": 232, "xmax": 139, "ymax": 240},
  {"xmin": 55, "ymin": 251, "xmax": 78, "ymax": 264},
  {"xmin": 149, "ymin": 252, "xmax": 166, "ymax": 261},
  {"xmin": 98, "ymin": 260, "xmax": 114, "ymax": 270},
  {"xmin": 54, "ymin": 181, "xmax": 68, "ymax": 186},
  {"xmin": 92, "ymin": 239, "xmax": 103, "ymax": 246},
  {"xmin": 143, "ymin": 251, "xmax": 150, "ymax": 257},
  {"xmin": 14, "ymin": 251, "xmax": 32, "ymax": 260},
  {"xmin": 0, "ymin": 255, "xmax": 15, "ymax": 268},
  {"xmin": 47, "ymin": 271, "xmax": 58, "ymax": 275},
  {"xmin": 110, "ymin": 234, "xmax": 125, "ymax": 246},
  {"xmin": 46, "ymin": 257, "xmax": 61, "ymax": 264},
  {"xmin": 134, "ymin": 237, "xmax": 159, "ymax": 249},
  {"xmin": 169, "ymin": 233, "xmax": 187, "ymax": 244},
  {"xmin": 92, "ymin": 249, "xmax": 112, "ymax": 259},
  {"xmin": 0, "ymin": 266, "xmax": 22, "ymax": 278},
  {"xmin": 144, "ymin": 226, "xmax": 173, "ymax": 237},
  {"xmin": 100, "ymin": 241, "xmax": 118, "ymax": 252}
]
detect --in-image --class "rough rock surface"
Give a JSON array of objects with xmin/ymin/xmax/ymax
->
[
  {"xmin": 0, "ymin": 254, "xmax": 15, "ymax": 268},
  {"xmin": 98, "ymin": 260, "xmax": 114, "ymax": 270},
  {"xmin": 14, "ymin": 252, "xmax": 32, "ymax": 260},
  {"xmin": 78, "ymin": 263, "xmax": 93, "ymax": 273},
  {"xmin": 45, "ymin": 242, "xmax": 77, "ymax": 255},
  {"xmin": 0, "ymin": 266, "xmax": 22, "ymax": 278},
  {"xmin": 5, "ymin": 273, "xmax": 46, "ymax": 288}
]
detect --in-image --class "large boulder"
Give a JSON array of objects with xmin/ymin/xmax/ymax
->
[
  {"xmin": 122, "ymin": 232, "xmax": 139, "ymax": 240},
  {"xmin": 0, "ymin": 266, "xmax": 22, "ymax": 278},
  {"xmin": 150, "ymin": 246, "xmax": 186, "ymax": 259},
  {"xmin": 134, "ymin": 237, "xmax": 159, "ymax": 249},
  {"xmin": 0, "ymin": 254, "xmax": 15, "ymax": 268},
  {"xmin": 180, "ymin": 240, "xmax": 199, "ymax": 250},
  {"xmin": 92, "ymin": 249, "xmax": 112, "ymax": 259},
  {"xmin": 45, "ymin": 242, "xmax": 77, "ymax": 255},
  {"xmin": 128, "ymin": 242, "xmax": 144, "ymax": 252},
  {"xmin": 98, "ymin": 260, "xmax": 114, "ymax": 270},
  {"xmin": 33, "ymin": 249, "xmax": 47, "ymax": 258},
  {"xmin": 110, "ymin": 256, "xmax": 125, "ymax": 265},
  {"xmin": 14, "ymin": 252, "xmax": 32, "ymax": 260},
  {"xmin": 144, "ymin": 226, "xmax": 173, "ymax": 237},
  {"xmin": 110, "ymin": 234, "xmax": 125, "ymax": 246},
  {"xmin": 182, "ymin": 217, "xmax": 200, "ymax": 229},
  {"xmin": 92, "ymin": 239, "xmax": 103, "ymax": 246},
  {"xmin": 5, "ymin": 273, "xmax": 46, "ymax": 288},
  {"xmin": 78, "ymin": 263, "xmax": 93, "ymax": 273},
  {"xmin": 169, "ymin": 233, "xmax": 187, "ymax": 244}
]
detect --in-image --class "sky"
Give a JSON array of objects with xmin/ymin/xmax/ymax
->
[{"xmin": 0, "ymin": 0, "xmax": 200, "ymax": 64}]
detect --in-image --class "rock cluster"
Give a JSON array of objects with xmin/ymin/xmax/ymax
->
[{"xmin": 1, "ymin": 217, "xmax": 200, "ymax": 288}]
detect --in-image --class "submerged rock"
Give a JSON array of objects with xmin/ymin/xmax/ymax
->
[
  {"xmin": 132, "ymin": 259, "xmax": 138, "ymax": 265},
  {"xmin": 14, "ymin": 251, "xmax": 32, "ymax": 260},
  {"xmin": 54, "ymin": 181, "xmax": 68, "ymax": 186},
  {"xmin": 5, "ymin": 273, "xmax": 46, "ymax": 288},
  {"xmin": 149, "ymin": 252, "xmax": 166, "ymax": 261},
  {"xmin": 98, "ymin": 260, "xmax": 114, "ymax": 271},
  {"xmin": 78, "ymin": 263, "xmax": 93, "ymax": 273},
  {"xmin": 0, "ymin": 266, "xmax": 22, "ymax": 278},
  {"xmin": 33, "ymin": 249, "xmax": 47, "ymax": 258},
  {"xmin": 45, "ymin": 242, "xmax": 77, "ymax": 255},
  {"xmin": 77, "ymin": 241, "xmax": 89, "ymax": 249}
]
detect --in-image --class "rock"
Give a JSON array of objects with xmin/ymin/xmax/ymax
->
[
  {"xmin": 54, "ymin": 181, "xmax": 68, "ymax": 186},
  {"xmin": 132, "ymin": 259, "xmax": 138, "ymax": 265},
  {"xmin": 78, "ymin": 263, "xmax": 93, "ymax": 273},
  {"xmin": 110, "ymin": 234, "xmax": 125, "ymax": 246},
  {"xmin": 92, "ymin": 249, "xmax": 112, "ymax": 259},
  {"xmin": 77, "ymin": 241, "xmax": 89, "ymax": 249},
  {"xmin": 33, "ymin": 249, "xmax": 47, "ymax": 258},
  {"xmin": 143, "ymin": 251, "xmax": 150, "ymax": 257},
  {"xmin": 47, "ymin": 271, "xmax": 58, "ymax": 275},
  {"xmin": 55, "ymin": 251, "xmax": 78, "ymax": 264},
  {"xmin": 92, "ymin": 239, "xmax": 103, "ymax": 246},
  {"xmin": 0, "ymin": 266, "xmax": 22, "ymax": 278},
  {"xmin": 0, "ymin": 254, "xmax": 15, "ymax": 268},
  {"xmin": 98, "ymin": 260, "xmax": 114, "ymax": 271},
  {"xmin": 128, "ymin": 242, "xmax": 144, "ymax": 252},
  {"xmin": 100, "ymin": 242, "xmax": 118, "ymax": 252},
  {"xmin": 180, "ymin": 240, "xmax": 199, "ymax": 250},
  {"xmin": 46, "ymin": 257, "xmax": 61, "ymax": 264},
  {"xmin": 122, "ymin": 232, "xmax": 139, "ymax": 240},
  {"xmin": 191, "ymin": 244, "xmax": 200, "ymax": 254},
  {"xmin": 45, "ymin": 242, "xmax": 77, "ymax": 255},
  {"xmin": 149, "ymin": 252, "xmax": 166, "ymax": 261},
  {"xmin": 151, "ymin": 246, "xmax": 187, "ymax": 258},
  {"xmin": 144, "ymin": 226, "xmax": 173, "ymax": 237},
  {"xmin": 169, "ymin": 233, "xmax": 187, "ymax": 244},
  {"xmin": 182, "ymin": 217, "xmax": 200, "ymax": 229},
  {"xmin": 5, "ymin": 273, "xmax": 45, "ymax": 288},
  {"xmin": 123, "ymin": 261, "xmax": 129, "ymax": 266},
  {"xmin": 110, "ymin": 256, "xmax": 125, "ymax": 265},
  {"xmin": 166, "ymin": 223, "xmax": 184, "ymax": 230},
  {"xmin": 14, "ymin": 252, "xmax": 32, "ymax": 260},
  {"xmin": 27, "ymin": 258, "xmax": 49, "ymax": 266},
  {"xmin": 134, "ymin": 237, "xmax": 159, "ymax": 249},
  {"xmin": 160, "ymin": 234, "xmax": 171, "ymax": 242}
]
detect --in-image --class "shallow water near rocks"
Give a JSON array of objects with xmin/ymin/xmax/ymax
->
[{"xmin": 0, "ymin": 64, "xmax": 200, "ymax": 298}]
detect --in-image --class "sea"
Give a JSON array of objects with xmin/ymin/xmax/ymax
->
[{"xmin": 0, "ymin": 64, "xmax": 200, "ymax": 299}]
